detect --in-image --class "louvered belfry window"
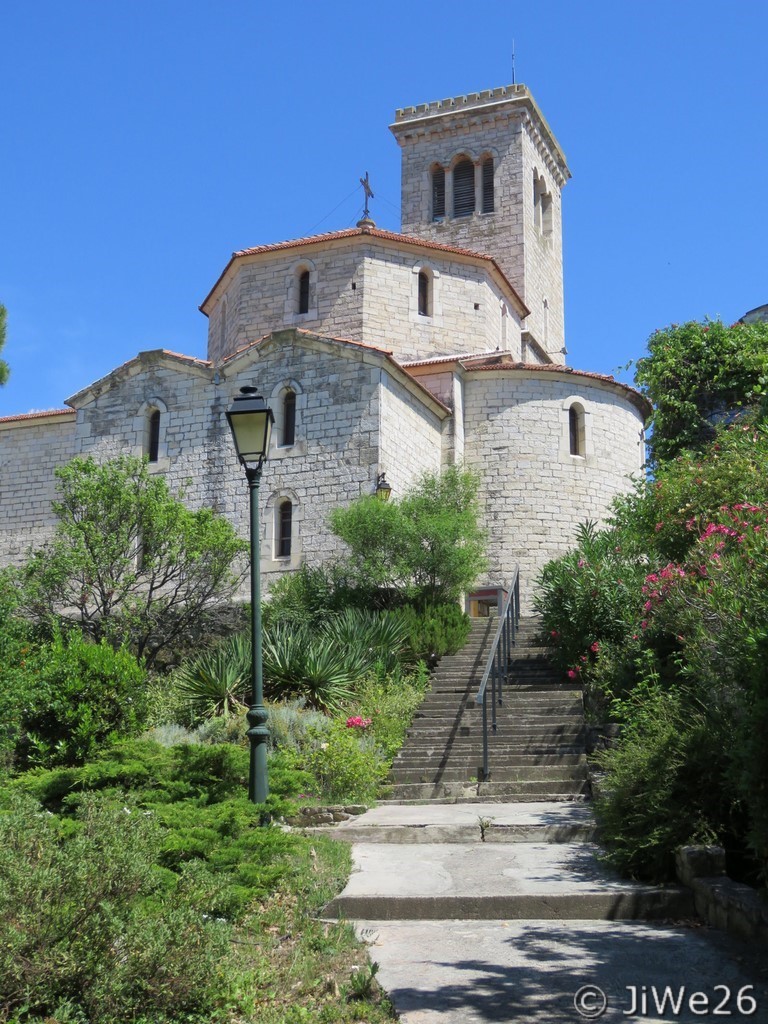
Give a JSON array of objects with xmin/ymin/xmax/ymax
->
[
  {"xmin": 298, "ymin": 270, "xmax": 310, "ymax": 314},
  {"xmin": 432, "ymin": 167, "xmax": 446, "ymax": 220},
  {"xmin": 453, "ymin": 159, "xmax": 475, "ymax": 217},
  {"xmin": 482, "ymin": 158, "xmax": 494, "ymax": 213}
]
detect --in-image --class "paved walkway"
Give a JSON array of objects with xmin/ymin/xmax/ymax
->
[{"xmin": 321, "ymin": 803, "xmax": 768, "ymax": 1023}]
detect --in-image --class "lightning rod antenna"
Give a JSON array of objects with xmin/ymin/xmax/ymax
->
[{"xmin": 512, "ymin": 39, "xmax": 516, "ymax": 85}]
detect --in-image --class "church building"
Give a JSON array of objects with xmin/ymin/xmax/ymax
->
[{"xmin": 0, "ymin": 85, "xmax": 649, "ymax": 609}]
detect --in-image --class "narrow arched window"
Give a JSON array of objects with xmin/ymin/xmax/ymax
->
[
  {"xmin": 147, "ymin": 409, "xmax": 161, "ymax": 463},
  {"xmin": 481, "ymin": 158, "xmax": 494, "ymax": 213},
  {"xmin": 453, "ymin": 159, "xmax": 475, "ymax": 217},
  {"xmin": 282, "ymin": 391, "xmax": 296, "ymax": 446},
  {"xmin": 298, "ymin": 270, "xmax": 310, "ymax": 314},
  {"xmin": 418, "ymin": 271, "xmax": 430, "ymax": 317},
  {"xmin": 278, "ymin": 500, "xmax": 293, "ymax": 557},
  {"xmin": 569, "ymin": 405, "xmax": 584, "ymax": 456},
  {"xmin": 432, "ymin": 167, "xmax": 445, "ymax": 220},
  {"xmin": 542, "ymin": 191, "xmax": 553, "ymax": 236}
]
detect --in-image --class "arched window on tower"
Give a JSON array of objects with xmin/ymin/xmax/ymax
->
[
  {"xmin": 453, "ymin": 159, "xmax": 475, "ymax": 217},
  {"xmin": 533, "ymin": 170, "xmax": 553, "ymax": 236},
  {"xmin": 277, "ymin": 500, "xmax": 293, "ymax": 558},
  {"xmin": 282, "ymin": 390, "xmax": 296, "ymax": 446},
  {"xmin": 481, "ymin": 157, "xmax": 494, "ymax": 213},
  {"xmin": 431, "ymin": 166, "xmax": 445, "ymax": 221},
  {"xmin": 297, "ymin": 270, "xmax": 310, "ymax": 314},
  {"xmin": 146, "ymin": 409, "xmax": 161, "ymax": 464}
]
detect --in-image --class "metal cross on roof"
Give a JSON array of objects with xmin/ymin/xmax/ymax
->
[{"xmin": 359, "ymin": 171, "xmax": 374, "ymax": 219}]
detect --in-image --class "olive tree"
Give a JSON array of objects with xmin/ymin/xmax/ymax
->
[{"xmin": 16, "ymin": 455, "xmax": 247, "ymax": 665}]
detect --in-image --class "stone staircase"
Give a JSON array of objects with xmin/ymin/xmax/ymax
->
[{"xmin": 387, "ymin": 616, "xmax": 588, "ymax": 802}]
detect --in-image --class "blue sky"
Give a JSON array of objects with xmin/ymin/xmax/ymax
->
[{"xmin": 1, "ymin": 1, "xmax": 766, "ymax": 416}]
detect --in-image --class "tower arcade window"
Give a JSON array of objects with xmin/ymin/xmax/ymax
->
[
  {"xmin": 297, "ymin": 270, "xmax": 310, "ymax": 314},
  {"xmin": 277, "ymin": 500, "xmax": 293, "ymax": 557},
  {"xmin": 481, "ymin": 157, "xmax": 494, "ymax": 213},
  {"xmin": 431, "ymin": 166, "xmax": 446, "ymax": 220},
  {"xmin": 533, "ymin": 170, "xmax": 553, "ymax": 236},
  {"xmin": 453, "ymin": 159, "xmax": 475, "ymax": 217},
  {"xmin": 282, "ymin": 390, "xmax": 296, "ymax": 446}
]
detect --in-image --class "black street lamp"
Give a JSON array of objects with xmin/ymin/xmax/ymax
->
[{"xmin": 225, "ymin": 386, "xmax": 274, "ymax": 804}]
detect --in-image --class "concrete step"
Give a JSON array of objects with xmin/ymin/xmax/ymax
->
[
  {"xmin": 389, "ymin": 765, "xmax": 587, "ymax": 784},
  {"xmin": 322, "ymin": 842, "xmax": 694, "ymax": 921},
  {"xmin": 387, "ymin": 779, "xmax": 590, "ymax": 801},
  {"xmin": 392, "ymin": 752, "xmax": 586, "ymax": 768},
  {"xmin": 304, "ymin": 801, "xmax": 597, "ymax": 844}
]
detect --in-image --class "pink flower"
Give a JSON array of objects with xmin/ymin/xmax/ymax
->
[
  {"xmin": 578, "ymin": 559, "xmax": 585, "ymax": 568},
  {"xmin": 346, "ymin": 716, "xmax": 372, "ymax": 730},
  {"xmin": 641, "ymin": 620, "xmax": 648, "ymax": 630},
  {"xmin": 590, "ymin": 641, "xmax": 599, "ymax": 653},
  {"xmin": 550, "ymin": 630, "xmax": 559, "ymax": 638},
  {"xmin": 655, "ymin": 522, "xmax": 664, "ymax": 532},
  {"xmin": 567, "ymin": 669, "xmax": 579, "ymax": 679}
]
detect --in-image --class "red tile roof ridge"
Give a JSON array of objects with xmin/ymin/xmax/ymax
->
[
  {"xmin": 403, "ymin": 350, "xmax": 500, "ymax": 368},
  {"xmin": 0, "ymin": 408, "xmax": 74, "ymax": 424},
  {"xmin": 233, "ymin": 226, "xmax": 496, "ymax": 262}
]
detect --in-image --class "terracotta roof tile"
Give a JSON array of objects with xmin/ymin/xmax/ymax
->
[
  {"xmin": 0, "ymin": 408, "xmax": 74, "ymax": 424},
  {"xmin": 233, "ymin": 226, "xmax": 497, "ymax": 262},
  {"xmin": 200, "ymin": 226, "xmax": 529, "ymax": 318}
]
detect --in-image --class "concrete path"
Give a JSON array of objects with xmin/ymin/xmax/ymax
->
[{"xmin": 320, "ymin": 802, "xmax": 768, "ymax": 1023}]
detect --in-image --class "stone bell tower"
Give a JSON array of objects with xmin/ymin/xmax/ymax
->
[{"xmin": 391, "ymin": 85, "xmax": 571, "ymax": 360}]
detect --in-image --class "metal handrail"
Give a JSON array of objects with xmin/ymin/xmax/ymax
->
[{"xmin": 474, "ymin": 567, "xmax": 521, "ymax": 782}]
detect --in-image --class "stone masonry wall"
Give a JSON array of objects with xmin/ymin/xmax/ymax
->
[
  {"xmin": 393, "ymin": 90, "xmax": 567, "ymax": 357},
  {"xmin": 0, "ymin": 414, "xmax": 77, "ymax": 563},
  {"xmin": 207, "ymin": 241, "xmax": 522, "ymax": 366},
  {"xmin": 462, "ymin": 370, "xmax": 644, "ymax": 612},
  {"xmin": 521, "ymin": 128, "xmax": 565, "ymax": 356},
  {"xmin": 17, "ymin": 334, "xmax": 447, "ymax": 596},
  {"xmin": 378, "ymin": 374, "xmax": 443, "ymax": 497}
]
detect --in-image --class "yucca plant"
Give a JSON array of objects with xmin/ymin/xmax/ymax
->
[
  {"xmin": 321, "ymin": 607, "xmax": 410, "ymax": 675},
  {"xmin": 174, "ymin": 633, "xmax": 251, "ymax": 720},
  {"xmin": 262, "ymin": 625, "xmax": 355, "ymax": 713}
]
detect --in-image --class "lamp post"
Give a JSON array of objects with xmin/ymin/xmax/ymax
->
[{"xmin": 225, "ymin": 386, "xmax": 274, "ymax": 804}]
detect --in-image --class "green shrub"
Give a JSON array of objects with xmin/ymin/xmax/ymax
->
[
  {"xmin": 18, "ymin": 630, "xmax": 147, "ymax": 770},
  {"xmin": 399, "ymin": 601, "xmax": 471, "ymax": 660},
  {"xmin": 263, "ymin": 563, "xmax": 341, "ymax": 630},
  {"xmin": 351, "ymin": 663, "xmax": 430, "ymax": 759},
  {"xmin": 304, "ymin": 721, "xmax": 388, "ymax": 802},
  {"xmin": 594, "ymin": 684, "xmax": 730, "ymax": 881},
  {"xmin": 266, "ymin": 699, "xmax": 332, "ymax": 753},
  {"xmin": 0, "ymin": 791, "xmax": 234, "ymax": 1023}
]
